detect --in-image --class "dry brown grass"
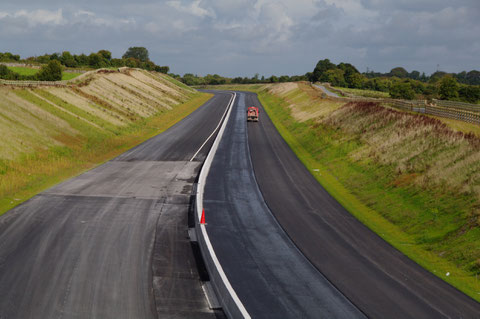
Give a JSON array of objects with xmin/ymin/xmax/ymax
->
[
  {"xmin": 324, "ymin": 102, "xmax": 480, "ymax": 199},
  {"xmin": 0, "ymin": 70, "xmax": 198, "ymax": 161},
  {"xmin": 47, "ymin": 88, "xmax": 124, "ymax": 126},
  {"xmin": 264, "ymin": 82, "xmax": 346, "ymax": 122}
]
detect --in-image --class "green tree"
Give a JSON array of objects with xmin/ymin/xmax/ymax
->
[
  {"xmin": 429, "ymin": 71, "xmax": 447, "ymax": 83},
  {"xmin": 123, "ymin": 47, "xmax": 149, "ymax": 62},
  {"xmin": 409, "ymin": 71, "xmax": 421, "ymax": 80},
  {"xmin": 312, "ymin": 59, "xmax": 337, "ymax": 82},
  {"xmin": 465, "ymin": 70, "xmax": 480, "ymax": 85},
  {"xmin": 36, "ymin": 60, "xmax": 63, "ymax": 81},
  {"xmin": 389, "ymin": 67, "xmax": 408, "ymax": 78},
  {"xmin": 74, "ymin": 54, "xmax": 89, "ymax": 66},
  {"xmin": 269, "ymin": 75, "xmax": 279, "ymax": 83},
  {"xmin": 88, "ymin": 53, "xmax": 104, "ymax": 68},
  {"xmin": 325, "ymin": 69, "xmax": 346, "ymax": 87},
  {"xmin": 0, "ymin": 65, "xmax": 20, "ymax": 80},
  {"xmin": 338, "ymin": 62, "xmax": 359, "ymax": 87},
  {"xmin": 124, "ymin": 57, "xmax": 140, "ymax": 68},
  {"xmin": 348, "ymin": 73, "xmax": 366, "ymax": 89},
  {"xmin": 439, "ymin": 75, "xmax": 459, "ymax": 100},
  {"xmin": 459, "ymin": 85, "xmax": 480, "ymax": 103},
  {"xmin": 61, "ymin": 51, "xmax": 77, "ymax": 68},
  {"xmin": 154, "ymin": 65, "xmax": 169, "ymax": 73},
  {"xmin": 98, "ymin": 50, "xmax": 112, "ymax": 61},
  {"xmin": 423, "ymin": 84, "xmax": 438, "ymax": 99},
  {"xmin": 389, "ymin": 82, "xmax": 415, "ymax": 100}
]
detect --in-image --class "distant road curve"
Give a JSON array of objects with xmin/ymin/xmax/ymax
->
[{"xmin": 312, "ymin": 83, "xmax": 340, "ymax": 97}]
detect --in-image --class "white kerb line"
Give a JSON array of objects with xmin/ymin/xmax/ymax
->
[
  {"xmin": 189, "ymin": 93, "xmax": 235, "ymax": 162},
  {"xmin": 195, "ymin": 92, "xmax": 250, "ymax": 318}
]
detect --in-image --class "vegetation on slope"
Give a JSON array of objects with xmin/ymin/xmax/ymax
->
[{"xmin": 0, "ymin": 69, "xmax": 209, "ymax": 215}]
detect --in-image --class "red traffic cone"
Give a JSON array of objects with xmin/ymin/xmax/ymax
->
[{"xmin": 200, "ymin": 208, "xmax": 206, "ymax": 225}]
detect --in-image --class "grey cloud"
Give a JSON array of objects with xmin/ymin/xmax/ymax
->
[{"xmin": 0, "ymin": 0, "xmax": 478, "ymax": 76}]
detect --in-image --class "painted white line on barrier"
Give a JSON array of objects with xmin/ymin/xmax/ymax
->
[
  {"xmin": 196, "ymin": 92, "xmax": 251, "ymax": 318},
  {"xmin": 190, "ymin": 94, "xmax": 235, "ymax": 162}
]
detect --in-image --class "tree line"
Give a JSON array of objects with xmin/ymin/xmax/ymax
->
[
  {"xmin": 309, "ymin": 59, "xmax": 480, "ymax": 103},
  {"xmin": 175, "ymin": 73, "xmax": 308, "ymax": 86},
  {"xmin": 0, "ymin": 47, "xmax": 169, "ymax": 81},
  {"xmin": 174, "ymin": 60, "xmax": 479, "ymax": 103}
]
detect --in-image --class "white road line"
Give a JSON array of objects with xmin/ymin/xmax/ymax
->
[
  {"xmin": 196, "ymin": 92, "xmax": 251, "ymax": 318},
  {"xmin": 189, "ymin": 93, "xmax": 235, "ymax": 162}
]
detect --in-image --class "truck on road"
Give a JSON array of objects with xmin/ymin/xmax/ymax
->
[{"xmin": 247, "ymin": 106, "xmax": 259, "ymax": 122}]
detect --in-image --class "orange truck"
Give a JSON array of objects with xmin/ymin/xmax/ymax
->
[{"xmin": 247, "ymin": 106, "xmax": 259, "ymax": 122}]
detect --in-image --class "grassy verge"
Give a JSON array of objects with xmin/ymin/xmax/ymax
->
[
  {"xmin": 0, "ymin": 92, "xmax": 212, "ymax": 215},
  {"xmin": 61, "ymin": 72, "xmax": 83, "ymax": 81},
  {"xmin": 205, "ymin": 83, "xmax": 480, "ymax": 302}
]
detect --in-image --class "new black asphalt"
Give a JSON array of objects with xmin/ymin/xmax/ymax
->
[
  {"xmin": 203, "ymin": 92, "xmax": 364, "ymax": 318},
  {"xmin": 244, "ymin": 91, "xmax": 480, "ymax": 318},
  {"xmin": 0, "ymin": 93, "xmax": 231, "ymax": 319}
]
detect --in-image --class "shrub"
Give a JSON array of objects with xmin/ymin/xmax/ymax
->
[
  {"xmin": 36, "ymin": 60, "xmax": 63, "ymax": 81},
  {"xmin": 389, "ymin": 82, "xmax": 416, "ymax": 100},
  {"xmin": 439, "ymin": 75, "xmax": 459, "ymax": 100}
]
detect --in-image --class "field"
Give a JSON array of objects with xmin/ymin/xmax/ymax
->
[
  {"xmin": 0, "ymin": 69, "xmax": 209, "ymax": 215},
  {"xmin": 7, "ymin": 66, "xmax": 82, "ymax": 81},
  {"xmin": 333, "ymin": 86, "xmax": 391, "ymax": 98},
  {"xmin": 203, "ymin": 82, "xmax": 480, "ymax": 302}
]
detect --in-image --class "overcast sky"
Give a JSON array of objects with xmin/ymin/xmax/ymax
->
[{"xmin": 1, "ymin": 0, "xmax": 479, "ymax": 76}]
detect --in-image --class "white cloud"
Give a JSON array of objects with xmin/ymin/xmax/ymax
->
[
  {"xmin": 71, "ymin": 10, "xmax": 135, "ymax": 28},
  {"xmin": 167, "ymin": 0, "xmax": 216, "ymax": 18},
  {"xmin": 74, "ymin": 10, "xmax": 95, "ymax": 17},
  {"xmin": 0, "ymin": 9, "xmax": 65, "ymax": 26}
]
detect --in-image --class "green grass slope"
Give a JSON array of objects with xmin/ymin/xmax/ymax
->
[{"xmin": 0, "ymin": 69, "xmax": 211, "ymax": 215}]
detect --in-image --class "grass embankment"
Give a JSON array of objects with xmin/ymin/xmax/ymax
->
[
  {"xmin": 0, "ymin": 70, "xmax": 210, "ymax": 215},
  {"xmin": 206, "ymin": 82, "xmax": 480, "ymax": 301},
  {"xmin": 7, "ymin": 66, "xmax": 82, "ymax": 81}
]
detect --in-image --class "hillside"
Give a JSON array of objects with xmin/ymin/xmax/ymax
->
[
  {"xmin": 0, "ymin": 69, "xmax": 210, "ymax": 213},
  {"xmin": 205, "ymin": 82, "xmax": 480, "ymax": 301}
]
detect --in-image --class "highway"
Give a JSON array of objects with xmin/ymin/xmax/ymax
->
[
  {"xmin": 243, "ymin": 91, "xmax": 480, "ymax": 318},
  {"xmin": 203, "ymin": 92, "xmax": 364, "ymax": 318},
  {"xmin": 0, "ymin": 93, "xmax": 231, "ymax": 319},
  {"xmin": 1, "ymin": 87, "xmax": 479, "ymax": 319}
]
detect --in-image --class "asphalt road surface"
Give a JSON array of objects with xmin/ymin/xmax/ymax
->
[
  {"xmin": 203, "ymin": 92, "xmax": 364, "ymax": 318},
  {"xmin": 244, "ymin": 91, "xmax": 480, "ymax": 318},
  {"xmin": 312, "ymin": 84, "xmax": 340, "ymax": 97},
  {"xmin": 0, "ymin": 93, "xmax": 231, "ymax": 319}
]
